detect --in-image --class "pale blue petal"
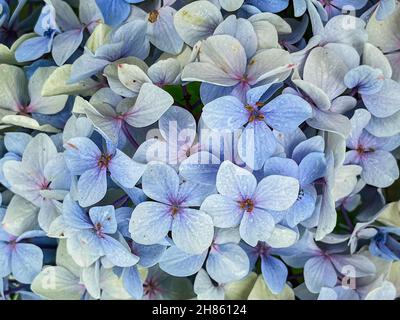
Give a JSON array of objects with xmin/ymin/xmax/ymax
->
[
  {"xmin": 344, "ymin": 65, "xmax": 384, "ymax": 95},
  {"xmin": 101, "ymin": 235, "xmax": 139, "ymax": 267},
  {"xmin": 206, "ymin": 243, "xmax": 249, "ymax": 283},
  {"xmin": 261, "ymin": 255, "xmax": 288, "ymax": 294},
  {"xmin": 15, "ymin": 36, "xmax": 53, "ymax": 62},
  {"xmin": 285, "ymin": 185, "xmax": 317, "ymax": 228},
  {"xmin": 262, "ymin": 94, "xmax": 312, "ymax": 133},
  {"xmin": 52, "ymin": 29, "xmax": 84, "ymax": 66},
  {"xmin": 299, "ymin": 152, "xmax": 327, "ymax": 185},
  {"xmin": 147, "ymin": 6, "xmax": 183, "ymax": 55},
  {"xmin": 247, "ymin": 0, "xmax": 289, "ymax": 12},
  {"xmin": 122, "ymin": 266, "xmax": 143, "ymax": 299},
  {"xmin": 62, "ymin": 194, "xmax": 92, "ymax": 230},
  {"xmin": 89, "ymin": 206, "xmax": 117, "ymax": 234},
  {"xmin": 69, "ymin": 53, "xmax": 110, "ymax": 83},
  {"xmin": 360, "ymin": 150, "xmax": 399, "ymax": 188},
  {"xmin": 11, "ymin": 243, "xmax": 43, "ymax": 284},
  {"xmin": 112, "ymin": 20, "xmax": 149, "ymax": 59},
  {"xmin": 142, "ymin": 162, "xmax": 179, "ymax": 204},
  {"xmin": 239, "ymin": 208, "xmax": 275, "ymax": 246},
  {"xmin": 132, "ymin": 243, "xmax": 166, "ymax": 268},
  {"xmin": 4, "ymin": 132, "xmax": 32, "ymax": 155},
  {"xmin": 109, "ymin": 150, "xmax": 145, "ymax": 188},
  {"xmin": 214, "ymin": 15, "xmax": 257, "ymax": 57},
  {"xmin": 159, "ymin": 246, "xmax": 207, "ymax": 277},
  {"xmin": 200, "ymin": 83, "xmax": 234, "ymax": 105},
  {"xmin": 158, "ymin": 106, "xmax": 196, "ymax": 146},
  {"xmin": 172, "ymin": 208, "xmax": 214, "ymax": 254},
  {"xmin": 179, "ymin": 152, "xmax": 221, "ymax": 185},
  {"xmin": 304, "ymin": 256, "xmax": 337, "ymax": 293},
  {"xmin": 177, "ymin": 181, "xmax": 215, "ymax": 207},
  {"xmin": 130, "ymin": 202, "xmax": 172, "ymax": 245},
  {"xmin": 77, "ymin": 167, "xmax": 107, "ymax": 207},
  {"xmin": 291, "ymin": 136, "xmax": 325, "ymax": 164},
  {"xmin": 330, "ymin": 254, "xmax": 376, "ymax": 277},
  {"xmin": 215, "ymin": 161, "xmax": 257, "ymax": 200},
  {"xmin": 64, "ymin": 137, "xmax": 101, "ymax": 175},
  {"xmin": 362, "ymin": 79, "xmax": 400, "ymax": 118},
  {"xmin": 263, "ymin": 157, "xmax": 299, "ymax": 178},
  {"xmin": 200, "ymin": 194, "xmax": 243, "ymax": 228},
  {"xmin": 95, "ymin": 0, "xmax": 130, "ymax": 27},
  {"xmin": 202, "ymin": 96, "xmax": 247, "ymax": 130},
  {"xmin": 307, "ymin": 108, "xmax": 351, "ymax": 138},
  {"xmin": 255, "ymin": 175, "xmax": 299, "ymax": 211},
  {"xmin": 0, "ymin": 243, "xmax": 11, "ymax": 277},
  {"xmin": 238, "ymin": 121, "xmax": 276, "ymax": 170}
]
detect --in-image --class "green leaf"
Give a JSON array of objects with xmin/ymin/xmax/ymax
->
[{"xmin": 164, "ymin": 82, "xmax": 203, "ymax": 118}]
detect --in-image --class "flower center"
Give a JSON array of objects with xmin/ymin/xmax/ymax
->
[
  {"xmin": 255, "ymin": 242, "xmax": 270, "ymax": 256},
  {"xmin": 39, "ymin": 179, "xmax": 51, "ymax": 190},
  {"xmin": 43, "ymin": 28, "xmax": 55, "ymax": 38},
  {"xmin": 9, "ymin": 239, "xmax": 17, "ymax": 250},
  {"xmin": 170, "ymin": 206, "xmax": 181, "ymax": 216},
  {"xmin": 98, "ymin": 153, "xmax": 112, "ymax": 169},
  {"xmin": 93, "ymin": 222, "xmax": 105, "ymax": 238},
  {"xmin": 239, "ymin": 198, "xmax": 255, "ymax": 213},
  {"xmin": 245, "ymin": 104, "xmax": 265, "ymax": 123},
  {"xmin": 144, "ymin": 278, "xmax": 161, "ymax": 299},
  {"xmin": 17, "ymin": 104, "xmax": 33, "ymax": 115},
  {"xmin": 356, "ymin": 145, "xmax": 374, "ymax": 155},
  {"xmin": 148, "ymin": 10, "xmax": 159, "ymax": 23}
]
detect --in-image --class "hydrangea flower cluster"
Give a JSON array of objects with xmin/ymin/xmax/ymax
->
[{"xmin": 0, "ymin": 0, "xmax": 400, "ymax": 301}]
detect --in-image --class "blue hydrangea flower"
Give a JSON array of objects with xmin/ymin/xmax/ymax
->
[
  {"xmin": 283, "ymin": 231, "xmax": 376, "ymax": 293},
  {"xmin": 129, "ymin": 162, "xmax": 215, "ymax": 254},
  {"xmin": 15, "ymin": 1, "xmax": 102, "ymax": 66},
  {"xmin": 0, "ymin": 65, "xmax": 68, "ymax": 126},
  {"xmin": 133, "ymin": 105, "xmax": 197, "ymax": 166},
  {"xmin": 344, "ymin": 65, "xmax": 400, "ymax": 120},
  {"xmin": 62, "ymin": 195, "xmax": 139, "ymax": 267},
  {"xmin": 201, "ymin": 161, "xmax": 300, "ymax": 246},
  {"xmin": 369, "ymin": 227, "xmax": 400, "ymax": 260},
  {"xmin": 113, "ymin": 206, "xmax": 167, "ymax": 299},
  {"xmin": 345, "ymin": 109, "xmax": 400, "ymax": 188},
  {"xmin": 64, "ymin": 136, "xmax": 145, "ymax": 207},
  {"xmin": 14, "ymin": 4, "xmax": 59, "ymax": 62},
  {"xmin": 0, "ymin": 132, "xmax": 31, "ymax": 188},
  {"xmin": 202, "ymin": 85, "xmax": 312, "ymax": 169},
  {"xmin": 159, "ymin": 228, "xmax": 250, "ymax": 284},
  {"xmin": 3, "ymin": 133, "xmax": 70, "ymax": 232},
  {"xmin": 78, "ymin": 83, "xmax": 173, "ymax": 146},
  {"xmin": 70, "ymin": 20, "xmax": 149, "ymax": 83},
  {"xmin": 0, "ymin": 210, "xmax": 44, "ymax": 284},
  {"xmin": 264, "ymin": 150, "xmax": 327, "ymax": 228},
  {"xmin": 182, "ymin": 35, "xmax": 294, "ymax": 103}
]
